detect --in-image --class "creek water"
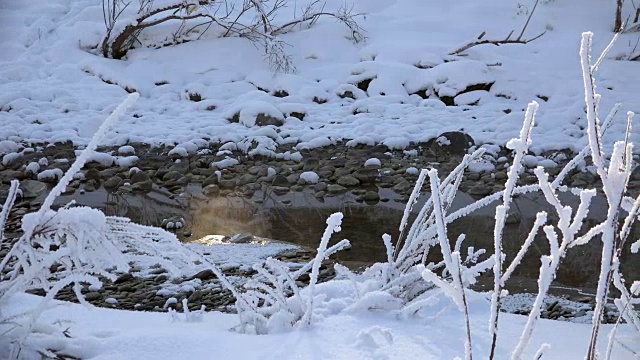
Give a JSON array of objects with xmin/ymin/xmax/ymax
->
[{"xmin": 50, "ymin": 183, "xmax": 640, "ymax": 296}]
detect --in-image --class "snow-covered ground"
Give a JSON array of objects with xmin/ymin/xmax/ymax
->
[
  {"xmin": 3, "ymin": 287, "xmax": 637, "ymax": 360},
  {"xmin": 2, "ymin": 0, "xmax": 640, "ymax": 359},
  {"xmin": 0, "ymin": 0, "xmax": 639, "ymax": 155}
]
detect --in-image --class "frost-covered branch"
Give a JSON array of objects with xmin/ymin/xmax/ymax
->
[
  {"xmin": 100, "ymin": 0, "xmax": 366, "ymax": 72},
  {"xmin": 489, "ymin": 101, "xmax": 538, "ymax": 359}
]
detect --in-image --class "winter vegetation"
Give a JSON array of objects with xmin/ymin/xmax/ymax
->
[
  {"xmin": 0, "ymin": 30, "xmax": 639, "ymax": 359},
  {"xmin": 100, "ymin": 0, "xmax": 366, "ymax": 71},
  {"xmin": 1, "ymin": 0, "xmax": 640, "ymax": 359}
]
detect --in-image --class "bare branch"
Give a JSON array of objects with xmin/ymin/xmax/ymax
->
[{"xmin": 449, "ymin": 0, "xmax": 544, "ymax": 56}]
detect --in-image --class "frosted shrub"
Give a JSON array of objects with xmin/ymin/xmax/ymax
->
[
  {"xmin": 382, "ymin": 32, "xmax": 639, "ymax": 359},
  {"xmin": 100, "ymin": 0, "xmax": 366, "ymax": 72},
  {"xmin": 223, "ymin": 213, "xmax": 350, "ymax": 334},
  {"xmin": 0, "ymin": 94, "xmax": 203, "ymax": 359}
]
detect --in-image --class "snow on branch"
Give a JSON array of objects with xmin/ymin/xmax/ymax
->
[{"xmin": 100, "ymin": 0, "xmax": 366, "ymax": 72}]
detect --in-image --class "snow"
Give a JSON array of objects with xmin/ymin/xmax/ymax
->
[
  {"xmin": 37, "ymin": 168, "xmax": 63, "ymax": 181},
  {"xmin": 0, "ymin": 0, "xmax": 638, "ymax": 156},
  {"xmin": 405, "ymin": 167, "xmax": 419, "ymax": 175},
  {"xmin": 1, "ymin": 0, "xmax": 640, "ymax": 359},
  {"xmin": 299, "ymin": 171, "xmax": 319, "ymax": 184},
  {"xmin": 117, "ymin": 145, "xmax": 136, "ymax": 155},
  {"xmin": 364, "ymin": 158, "xmax": 381, "ymax": 167},
  {"xmin": 1, "ymin": 288, "xmax": 635, "ymax": 360},
  {"xmin": 2, "ymin": 152, "xmax": 21, "ymax": 166}
]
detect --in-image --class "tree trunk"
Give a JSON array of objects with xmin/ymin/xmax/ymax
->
[{"xmin": 615, "ymin": 0, "xmax": 624, "ymax": 32}]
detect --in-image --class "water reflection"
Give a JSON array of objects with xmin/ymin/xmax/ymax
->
[{"xmin": 49, "ymin": 183, "xmax": 639, "ymax": 292}]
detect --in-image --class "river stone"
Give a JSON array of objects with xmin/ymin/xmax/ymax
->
[
  {"xmin": 494, "ymin": 171, "xmax": 507, "ymax": 180},
  {"xmin": 84, "ymin": 292, "xmax": 102, "ymax": 301},
  {"xmin": 114, "ymin": 273, "xmax": 135, "ymax": 284},
  {"xmin": 104, "ymin": 176, "xmax": 123, "ymax": 189},
  {"xmin": 426, "ymin": 131, "xmax": 475, "ymax": 155},
  {"xmin": 191, "ymin": 269, "xmax": 216, "ymax": 281},
  {"xmin": 272, "ymin": 175, "xmax": 290, "ymax": 187},
  {"xmin": 393, "ymin": 180, "xmax": 411, "ymax": 192},
  {"xmin": 218, "ymin": 179, "xmax": 237, "ymax": 190},
  {"xmin": 353, "ymin": 168, "xmax": 378, "ymax": 184},
  {"xmin": 85, "ymin": 168, "xmax": 101, "ymax": 182},
  {"xmin": 84, "ymin": 181, "xmax": 97, "ymax": 192},
  {"xmin": 363, "ymin": 191, "xmax": 380, "ymax": 201},
  {"xmin": 303, "ymin": 158, "xmax": 319, "ymax": 171},
  {"xmin": 327, "ymin": 184, "xmax": 347, "ymax": 194},
  {"xmin": 468, "ymin": 183, "xmax": 492, "ymax": 196},
  {"xmin": 337, "ymin": 175, "xmax": 360, "ymax": 187},
  {"xmin": 314, "ymin": 182, "xmax": 327, "ymax": 191},
  {"xmin": 163, "ymin": 171, "xmax": 183, "ymax": 182},
  {"xmin": 286, "ymin": 174, "xmax": 298, "ymax": 184},
  {"xmin": 168, "ymin": 161, "xmax": 189, "ymax": 173},
  {"xmin": 20, "ymin": 180, "xmax": 47, "ymax": 198},
  {"xmin": 255, "ymin": 113, "xmax": 284, "ymax": 126},
  {"xmin": 132, "ymin": 179, "xmax": 153, "ymax": 191},
  {"xmin": 131, "ymin": 170, "xmax": 150, "ymax": 184},
  {"xmin": 331, "ymin": 158, "xmax": 347, "ymax": 168},
  {"xmin": 272, "ymin": 186, "xmax": 290, "ymax": 194},
  {"xmin": 334, "ymin": 167, "xmax": 352, "ymax": 177},
  {"xmin": 315, "ymin": 191, "xmax": 326, "ymax": 198},
  {"xmin": 203, "ymin": 174, "xmax": 219, "ymax": 187},
  {"xmin": 188, "ymin": 290, "xmax": 204, "ymax": 303},
  {"xmin": 202, "ymin": 184, "xmax": 220, "ymax": 197},
  {"xmin": 154, "ymin": 275, "xmax": 169, "ymax": 283}
]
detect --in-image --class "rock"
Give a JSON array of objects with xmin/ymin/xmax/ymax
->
[
  {"xmin": 218, "ymin": 179, "xmax": 237, "ymax": 190},
  {"xmin": 1, "ymin": 169, "xmax": 26, "ymax": 183},
  {"xmin": 272, "ymin": 175, "xmax": 290, "ymax": 187},
  {"xmin": 363, "ymin": 191, "xmax": 380, "ymax": 202},
  {"xmin": 331, "ymin": 158, "xmax": 347, "ymax": 168},
  {"xmin": 393, "ymin": 180, "xmax": 411, "ymax": 192},
  {"xmin": 191, "ymin": 269, "xmax": 216, "ymax": 281},
  {"xmin": 100, "ymin": 168, "xmax": 119, "ymax": 179},
  {"xmin": 84, "ymin": 181, "xmax": 97, "ymax": 192},
  {"xmin": 163, "ymin": 171, "xmax": 183, "ymax": 182},
  {"xmin": 114, "ymin": 273, "xmax": 135, "ymax": 284},
  {"xmin": 188, "ymin": 290, "xmax": 204, "ymax": 303},
  {"xmin": 271, "ymin": 186, "xmax": 290, "ymax": 194},
  {"xmin": 154, "ymin": 274, "xmax": 169, "ymax": 283},
  {"xmin": 255, "ymin": 113, "xmax": 284, "ymax": 126},
  {"xmin": 315, "ymin": 191, "xmax": 326, "ymax": 198},
  {"xmin": 303, "ymin": 158, "xmax": 319, "ymax": 171},
  {"xmin": 237, "ymin": 174, "xmax": 257, "ymax": 186},
  {"xmin": 494, "ymin": 171, "xmax": 507, "ymax": 180},
  {"xmin": 203, "ymin": 174, "xmax": 219, "ymax": 187},
  {"xmin": 131, "ymin": 171, "xmax": 150, "ymax": 184},
  {"xmin": 337, "ymin": 175, "xmax": 360, "ymax": 187},
  {"xmin": 468, "ymin": 183, "xmax": 492, "ymax": 196},
  {"xmin": 168, "ymin": 161, "xmax": 189, "ymax": 174},
  {"xmin": 334, "ymin": 167, "xmax": 352, "ymax": 177},
  {"xmin": 427, "ymin": 131, "xmax": 475, "ymax": 155},
  {"xmin": 202, "ymin": 184, "xmax": 220, "ymax": 197},
  {"xmin": 85, "ymin": 168, "xmax": 101, "ymax": 182},
  {"xmin": 327, "ymin": 184, "xmax": 347, "ymax": 194},
  {"xmin": 132, "ymin": 179, "xmax": 153, "ymax": 192},
  {"xmin": 20, "ymin": 180, "xmax": 47, "ymax": 198},
  {"xmin": 84, "ymin": 292, "xmax": 102, "ymax": 301},
  {"xmin": 314, "ymin": 182, "xmax": 327, "ymax": 191},
  {"xmin": 353, "ymin": 168, "xmax": 378, "ymax": 184},
  {"xmin": 104, "ymin": 176, "xmax": 123, "ymax": 189}
]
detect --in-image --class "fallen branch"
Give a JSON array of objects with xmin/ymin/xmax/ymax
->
[{"xmin": 449, "ymin": 0, "xmax": 545, "ymax": 56}]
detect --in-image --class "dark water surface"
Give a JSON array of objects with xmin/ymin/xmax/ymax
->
[{"xmin": 50, "ymin": 184, "xmax": 640, "ymax": 295}]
